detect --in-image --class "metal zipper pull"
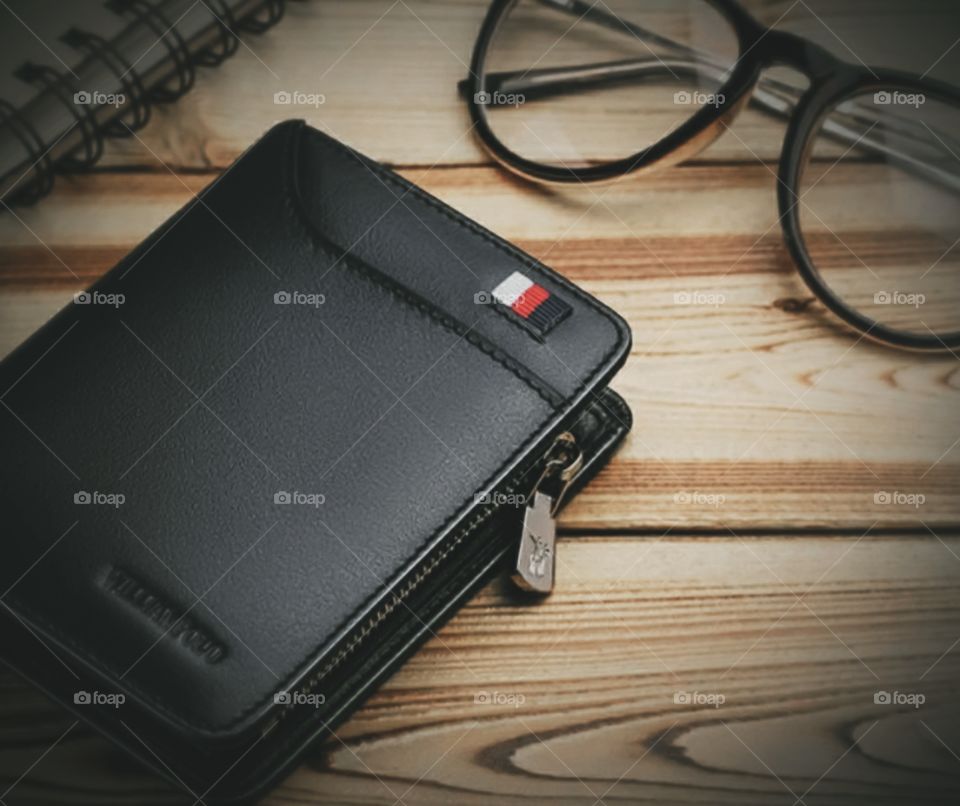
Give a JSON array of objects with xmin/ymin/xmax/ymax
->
[{"xmin": 512, "ymin": 432, "xmax": 582, "ymax": 594}]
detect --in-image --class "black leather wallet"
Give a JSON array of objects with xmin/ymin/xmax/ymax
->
[{"xmin": 0, "ymin": 121, "xmax": 631, "ymax": 802}]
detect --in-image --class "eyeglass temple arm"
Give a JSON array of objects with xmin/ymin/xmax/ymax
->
[
  {"xmin": 460, "ymin": 56, "xmax": 960, "ymax": 194},
  {"xmin": 458, "ymin": 57, "xmax": 798, "ymax": 114},
  {"xmin": 480, "ymin": 58, "xmax": 960, "ymax": 194},
  {"xmin": 462, "ymin": 0, "xmax": 810, "ymax": 128},
  {"xmin": 532, "ymin": 0, "xmax": 960, "ymax": 191},
  {"xmin": 528, "ymin": 0, "xmax": 812, "ymax": 105}
]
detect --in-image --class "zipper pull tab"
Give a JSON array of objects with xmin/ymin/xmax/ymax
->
[{"xmin": 512, "ymin": 433, "xmax": 582, "ymax": 594}]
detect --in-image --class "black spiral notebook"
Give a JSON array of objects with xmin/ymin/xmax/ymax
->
[{"xmin": 0, "ymin": 0, "xmax": 288, "ymax": 207}]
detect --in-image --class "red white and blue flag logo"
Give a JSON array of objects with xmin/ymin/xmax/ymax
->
[{"xmin": 491, "ymin": 271, "xmax": 571, "ymax": 334}]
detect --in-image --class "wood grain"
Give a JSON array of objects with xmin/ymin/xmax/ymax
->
[
  {"xmin": 2, "ymin": 168, "xmax": 957, "ymax": 529},
  {"xmin": 2, "ymin": 535, "xmax": 960, "ymax": 804},
  {"xmin": 2, "ymin": 2, "xmax": 959, "ymax": 803},
  {"xmin": 82, "ymin": 0, "xmax": 960, "ymax": 172}
]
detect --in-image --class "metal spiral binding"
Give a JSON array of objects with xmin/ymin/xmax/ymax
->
[
  {"xmin": 1, "ymin": 0, "xmax": 288, "ymax": 207},
  {"xmin": 241, "ymin": 0, "xmax": 286, "ymax": 33},
  {"xmin": 61, "ymin": 28, "xmax": 152, "ymax": 135},
  {"xmin": 13, "ymin": 62, "xmax": 104, "ymax": 171},
  {"xmin": 195, "ymin": 0, "xmax": 241, "ymax": 66},
  {"xmin": 0, "ymin": 99, "xmax": 55, "ymax": 204},
  {"xmin": 105, "ymin": 0, "xmax": 196, "ymax": 102}
]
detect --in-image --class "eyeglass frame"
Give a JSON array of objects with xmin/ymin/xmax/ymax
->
[{"xmin": 463, "ymin": 0, "xmax": 960, "ymax": 351}]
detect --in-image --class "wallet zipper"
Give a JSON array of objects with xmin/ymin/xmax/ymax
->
[
  {"xmin": 270, "ymin": 431, "xmax": 581, "ymax": 727},
  {"xmin": 511, "ymin": 432, "xmax": 582, "ymax": 594}
]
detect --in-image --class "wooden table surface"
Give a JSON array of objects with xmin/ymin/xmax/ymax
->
[{"xmin": 2, "ymin": 1, "xmax": 960, "ymax": 804}]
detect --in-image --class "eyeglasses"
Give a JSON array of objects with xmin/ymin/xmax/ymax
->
[{"xmin": 461, "ymin": 0, "xmax": 960, "ymax": 351}]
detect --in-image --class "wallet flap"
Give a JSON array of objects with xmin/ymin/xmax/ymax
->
[{"xmin": 0, "ymin": 121, "xmax": 629, "ymax": 739}]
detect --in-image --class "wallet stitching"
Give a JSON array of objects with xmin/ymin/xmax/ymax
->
[
  {"xmin": 284, "ymin": 210, "xmax": 563, "ymax": 408},
  {"xmin": 210, "ymin": 393, "xmax": 634, "ymax": 795},
  {"xmin": 219, "ymin": 123, "xmax": 628, "ymax": 729},
  {"xmin": 334, "ymin": 243, "xmax": 562, "ymax": 406},
  {"xmin": 1, "ymin": 121, "xmax": 628, "ymax": 738},
  {"xmin": 306, "ymin": 126, "xmax": 628, "ymax": 356},
  {"xmin": 283, "ymin": 125, "xmax": 569, "ymax": 407},
  {"xmin": 296, "ymin": 133, "xmax": 545, "ymax": 346}
]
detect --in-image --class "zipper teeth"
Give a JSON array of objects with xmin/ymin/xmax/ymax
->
[{"xmin": 277, "ymin": 471, "xmax": 530, "ymax": 719}]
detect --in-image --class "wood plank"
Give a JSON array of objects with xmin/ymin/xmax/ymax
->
[
  {"xmin": 2, "ymin": 5, "xmax": 959, "ymax": 806},
  {"xmin": 1, "ymin": 166, "xmax": 958, "ymax": 529},
  {"xmin": 4, "ymin": 165, "xmax": 960, "ymax": 529},
  {"xmin": 77, "ymin": 0, "xmax": 960, "ymax": 171},
  {"xmin": 2, "ymin": 534, "xmax": 960, "ymax": 804}
]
